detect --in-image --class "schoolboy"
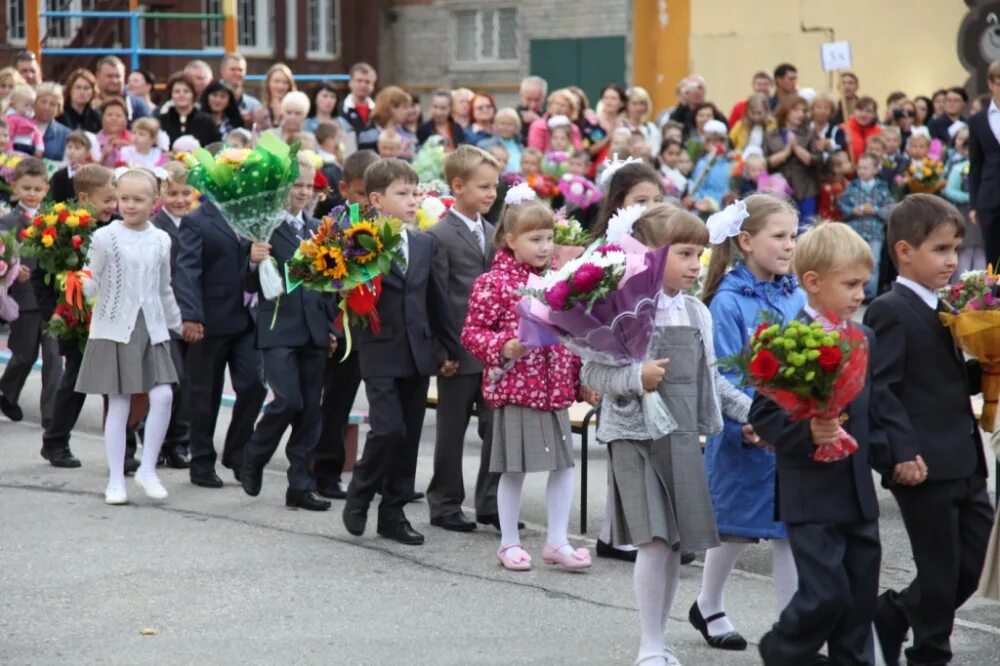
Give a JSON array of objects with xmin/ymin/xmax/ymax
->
[
  {"xmin": 425, "ymin": 145, "xmax": 500, "ymax": 532},
  {"xmin": 752, "ymin": 222, "xmax": 890, "ymax": 666},
  {"xmin": 49, "ymin": 131, "xmax": 93, "ymax": 203},
  {"xmin": 342, "ymin": 159, "xmax": 462, "ymax": 545},
  {"xmin": 838, "ymin": 153, "xmax": 895, "ymax": 300},
  {"xmin": 863, "ymin": 194, "xmax": 994, "ymax": 666}
]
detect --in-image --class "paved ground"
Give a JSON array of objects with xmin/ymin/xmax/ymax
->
[{"xmin": 2, "ymin": 362, "xmax": 1000, "ymax": 665}]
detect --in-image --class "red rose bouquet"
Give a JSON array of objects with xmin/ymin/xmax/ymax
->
[
  {"xmin": 46, "ymin": 270, "xmax": 93, "ymax": 351},
  {"xmin": 18, "ymin": 201, "xmax": 93, "ymax": 283},
  {"xmin": 721, "ymin": 317, "xmax": 870, "ymax": 462}
]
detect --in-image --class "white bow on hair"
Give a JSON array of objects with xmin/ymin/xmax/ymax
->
[
  {"xmin": 598, "ymin": 153, "xmax": 642, "ymax": 191},
  {"xmin": 547, "ymin": 114, "xmax": 572, "ymax": 129},
  {"xmin": 504, "ymin": 182, "xmax": 538, "ymax": 206},
  {"xmin": 706, "ymin": 200, "xmax": 750, "ymax": 245},
  {"xmin": 605, "ymin": 204, "xmax": 646, "ymax": 244}
]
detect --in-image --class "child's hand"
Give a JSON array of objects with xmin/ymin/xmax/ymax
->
[
  {"xmin": 580, "ymin": 386, "xmax": 602, "ymax": 406},
  {"xmin": 327, "ymin": 334, "xmax": 338, "ymax": 358},
  {"xmin": 809, "ymin": 417, "xmax": 841, "ymax": 446},
  {"xmin": 502, "ymin": 339, "xmax": 527, "ymax": 360},
  {"xmin": 694, "ymin": 199, "xmax": 712, "ymax": 212},
  {"xmin": 249, "ymin": 242, "xmax": 271, "ymax": 264},
  {"xmin": 893, "ymin": 455, "xmax": 928, "ymax": 486},
  {"xmin": 182, "ymin": 321, "xmax": 204, "ymax": 343},
  {"xmin": 16, "ymin": 264, "xmax": 30, "ymax": 282},
  {"xmin": 741, "ymin": 424, "xmax": 762, "ymax": 446},
  {"xmin": 640, "ymin": 359, "xmax": 669, "ymax": 391}
]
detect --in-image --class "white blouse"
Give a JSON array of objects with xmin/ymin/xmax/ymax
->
[{"xmin": 85, "ymin": 221, "xmax": 181, "ymax": 344}]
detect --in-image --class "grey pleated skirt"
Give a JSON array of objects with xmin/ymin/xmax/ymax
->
[
  {"xmin": 489, "ymin": 405, "xmax": 573, "ymax": 473},
  {"xmin": 608, "ymin": 436, "xmax": 720, "ymax": 551},
  {"xmin": 76, "ymin": 312, "xmax": 178, "ymax": 395}
]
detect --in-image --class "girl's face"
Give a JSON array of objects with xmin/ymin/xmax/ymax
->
[
  {"xmin": 907, "ymin": 139, "xmax": 929, "ymax": 160},
  {"xmin": 661, "ymin": 144, "xmax": 682, "ymax": 168},
  {"xmin": 747, "ymin": 104, "xmax": 768, "ymax": 125},
  {"xmin": 102, "ymin": 106, "xmax": 126, "ymax": 133},
  {"xmin": 521, "ymin": 153, "xmax": 541, "ymax": 175},
  {"xmin": 430, "ymin": 95, "xmax": 451, "ymax": 123},
  {"xmin": 548, "ymin": 95, "xmax": 570, "ymax": 117},
  {"xmin": 831, "ymin": 154, "xmax": 851, "ymax": 177},
  {"xmin": 739, "ymin": 212, "xmax": 798, "ymax": 280},
  {"xmin": 71, "ymin": 78, "xmax": 94, "ymax": 107},
  {"xmin": 507, "ymin": 227, "xmax": 554, "ymax": 268},
  {"xmin": 623, "ymin": 180, "xmax": 664, "ymax": 207},
  {"xmin": 495, "ymin": 115, "xmax": 517, "ymax": 139},
  {"xmin": 744, "ymin": 160, "xmax": 764, "ymax": 181},
  {"xmin": 785, "ymin": 104, "xmax": 806, "ymax": 128},
  {"xmin": 932, "ymin": 93, "xmax": 946, "ymax": 117},
  {"xmin": 662, "ymin": 243, "xmax": 705, "ymax": 294},
  {"xmin": 118, "ymin": 177, "xmax": 156, "ymax": 227},
  {"xmin": 956, "ymin": 129, "xmax": 970, "ymax": 155},
  {"xmin": 854, "ymin": 105, "xmax": 876, "ymax": 127},
  {"xmin": 677, "ymin": 152, "xmax": 693, "ymax": 175},
  {"xmin": 316, "ymin": 89, "xmax": 337, "ymax": 115},
  {"xmin": 549, "ymin": 128, "xmax": 571, "ymax": 152},
  {"xmin": 694, "ymin": 107, "xmax": 713, "ymax": 130},
  {"xmin": 171, "ymin": 83, "xmax": 195, "ymax": 112},
  {"xmin": 133, "ymin": 128, "xmax": 154, "ymax": 150},
  {"xmin": 601, "ymin": 89, "xmax": 623, "ymax": 114},
  {"xmin": 127, "ymin": 72, "xmax": 150, "ymax": 98},
  {"xmin": 811, "ymin": 101, "xmax": 832, "ymax": 126},
  {"xmin": 208, "ymin": 90, "xmax": 230, "ymax": 113},
  {"xmin": 473, "ymin": 98, "xmax": 495, "ymax": 125},
  {"xmin": 627, "ymin": 98, "xmax": 647, "ymax": 120},
  {"xmin": 269, "ymin": 74, "xmax": 291, "ymax": 100}
]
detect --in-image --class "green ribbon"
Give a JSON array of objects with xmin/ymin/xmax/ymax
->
[
  {"xmin": 349, "ymin": 203, "xmax": 359, "ymax": 224},
  {"xmin": 284, "ymin": 261, "xmax": 303, "ymax": 294}
]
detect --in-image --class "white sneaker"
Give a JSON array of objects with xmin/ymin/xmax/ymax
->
[
  {"xmin": 105, "ymin": 484, "xmax": 128, "ymax": 505},
  {"xmin": 134, "ymin": 474, "xmax": 168, "ymax": 500},
  {"xmin": 662, "ymin": 646, "xmax": 682, "ymax": 666}
]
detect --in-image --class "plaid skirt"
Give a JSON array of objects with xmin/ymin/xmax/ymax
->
[
  {"xmin": 489, "ymin": 405, "xmax": 573, "ymax": 473},
  {"xmin": 76, "ymin": 312, "xmax": 177, "ymax": 395}
]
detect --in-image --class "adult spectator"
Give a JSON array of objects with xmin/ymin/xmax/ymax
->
[
  {"xmin": 57, "ymin": 68, "xmax": 101, "ymax": 133},
  {"xmin": 451, "ymin": 88, "xmax": 473, "ymax": 128},
  {"xmin": 583, "ymin": 84, "xmax": 625, "ymax": 164},
  {"xmin": 810, "ymin": 92, "xmax": 847, "ymax": 162},
  {"xmin": 94, "ymin": 55, "xmax": 150, "ymax": 125},
  {"xmin": 185, "ymin": 60, "xmax": 214, "ymax": 97},
  {"xmin": 516, "ymin": 75, "xmax": 547, "ymax": 141},
  {"xmin": 728, "ymin": 71, "xmax": 773, "ymax": 127},
  {"xmin": 372, "ymin": 86, "xmax": 416, "ymax": 157},
  {"xmin": 253, "ymin": 62, "xmax": 296, "ymax": 130},
  {"xmin": 126, "ymin": 69, "xmax": 157, "ymax": 114},
  {"xmin": 403, "ymin": 92, "xmax": 422, "ymax": 138},
  {"xmin": 464, "ymin": 92, "xmax": 496, "ymax": 145},
  {"xmin": 199, "ymin": 79, "xmax": 244, "ymax": 136},
  {"xmin": 0, "ymin": 67, "xmax": 25, "ymax": 104},
  {"xmin": 764, "ymin": 95, "xmax": 820, "ymax": 220},
  {"xmin": 526, "ymin": 88, "xmax": 584, "ymax": 151},
  {"xmin": 832, "ymin": 70, "xmax": 859, "ymax": 126},
  {"xmin": 416, "ymin": 88, "xmax": 466, "ymax": 150},
  {"xmin": 928, "ymin": 87, "xmax": 969, "ymax": 143},
  {"xmin": 220, "ymin": 53, "xmax": 261, "ymax": 125},
  {"xmin": 883, "ymin": 91, "xmax": 907, "ymax": 125},
  {"xmin": 968, "ymin": 61, "xmax": 1000, "ymax": 268},
  {"xmin": 844, "ymin": 96, "xmax": 881, "ymax": 163},
  {"xmin": 669, "ymin": 74, "xmax": 713, "ymax": 136},
  {"xmin": 12, "ymin": 50, "xmax": 40, "ymax": 87},
  {"xmin": 623, "ymin": 86, "xmax": 661, "ymax": 156},
  {"xmin": 35, "ymin": 82, "xmax": 70, "ymax": 161},
  {"xmin": 913, "ymin": 95, "xmax": 933, "ymax": 127},
  {"xmin": 770, "ymin": 63, "xmax": 798, "ymax": 110},
  {"xmin": 305, "ymin": 81, "xmax": 338, "ymax": 134},
  {"xmin": 267, "ymin": 91, "xmax": 311, "ymax": 145},
  {"xmin": 159, "ymin": 72, "xmax": 220, "ymax": 148},
  {"xmin": 931, "ymin": 89, "xmax": 948, "ymax": 119},
  {"xmin": 891, "ymin": 98, "xmax": 918, "ymax": 145},
  {"xmin": 337, "ymin": 62, "xmax": 378, "ymax": 152}
]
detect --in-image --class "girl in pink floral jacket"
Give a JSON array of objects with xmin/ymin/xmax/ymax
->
[{"xmin": 462, "ymin": 195, "xmax": 591, "ymax": 573}]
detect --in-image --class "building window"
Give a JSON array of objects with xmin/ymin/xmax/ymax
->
[
  {"xmin": 306, "ymin": 0, "xmax": 340, "ymax": 59},
  {"xmin": 452, "ymin": 7, "xmax": 516, "ymax": 64},
  {"xmin": 202, "ymin": 0, "xmax": 272, "ymax": 54},
  {"xmin": 8, "ymin": 0, "xmax": 86, "ymax": 46}
]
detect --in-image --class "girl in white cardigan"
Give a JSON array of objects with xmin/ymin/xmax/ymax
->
[{"xmin": 76, "ymin": 168, "xmax": 182, "ymax": 505}]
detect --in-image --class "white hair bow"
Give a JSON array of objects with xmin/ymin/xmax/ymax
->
[
  {"xmin": 605, "ymin": 204, "xmax": 646, "ymax": 244},
  {"xmin": 598, "ymin": 153, "xmax": 641, "ymax": 191},
  {"xmin": 547, "ymin": 114, "xmax": 572, "ymax": 129},
  {"xmin": 706, "ymin": 200, "xmax": 750, "ymax": 245},
  {"xmin": 504, "ymin": 182, "xmax": 538, "ymax": 206},
  {"xmin": 910, "ymin": 126, "xmax": 931, "ymax": 140}
]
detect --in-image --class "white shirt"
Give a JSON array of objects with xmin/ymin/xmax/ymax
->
[
  {"xmin": 989, "ymin": 100, "xmax": 1000, "ymax": 145},
  {"xmin": 655, "ymin": 290, "xmax": 690, "ymax": 327},
  {"xmin": 896, "ymin": 276, "xmax": 939, "ymax": 310},
  {"xmin": 164, "ymin": 211, "xmax": 182, "ymax": 228},
  {"xmin": 450, "ymin": 207, "xmax": 486, "ymax": 252},
  {"xmin": 120, "ymin": 145, "xmax": 164, "ymax": 170}
]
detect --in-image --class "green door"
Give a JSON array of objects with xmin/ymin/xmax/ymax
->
[{"xmin": 529, "ymin": 36, "xmax": 627, "ymax": 105}]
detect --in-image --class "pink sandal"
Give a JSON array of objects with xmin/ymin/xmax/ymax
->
[
  {"xmin": 497, "ymin": 544, "xmax": 532, "ymax": 571},
  {"xmin": 542, "ymin": 543, "xmax": 592, "ymax": 571}
]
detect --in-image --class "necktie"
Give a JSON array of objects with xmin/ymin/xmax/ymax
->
[{"xmin": 471, "ymin": 223, "xmax": 484, "ymax": 252}]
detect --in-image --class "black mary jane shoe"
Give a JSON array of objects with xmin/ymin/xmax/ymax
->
[
  {"xmin": 688, "ymin": 601, "xmax": 748, "ymax": 651},
  {"xmin": 595, "ymin": 539, "xmax": 638, "ymax": 562}
]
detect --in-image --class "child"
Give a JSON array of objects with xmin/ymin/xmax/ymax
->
[
  {"xmin": 120, "ymin": 117, "xmax": 167, "ymax": 169},
  {"xmin": 659, "ymin": 138, "xmax": 688, "ymax": 198},
  {"xmin": 581, "ymin": 206, "xmax": 739, "ymax": 665},
  {"xmin": 838, "ymin": 153, "xmax": 895, "ymax": 300},
  {"xmin": 96, "ymin": 97, "xmax": 132, "ymax": 167},
  {"xmin": 662, "ymin": 121, "xmax": 684, "ymax": 145},
  {"xmin": 752, "ymin": 222, "xmax": 887, "ymax": 666},
  {"xmin": 864, "ymin": 195, "xmax": 994, "ymax": 666},
  {"xmin": 738, "ymin": 153, "xmax": 767, "ymax": 197},
  {"xmin": 593, "ymin": 160, "xmax": 665, "ymax": 238},
  {"xmin": 903, "ymin": 131, "xmax": 937, "ymax": 196},
  {"xmin": 462, "ymin": 197, "xmax": 591, "ymax": 571},
  {"xmin": 426, "ymin": 145, "xmax": 502, "ymax": 532},
  {"xmin": 845, "ymin": 97, "xmax": 881, "ymax": 164},
  {"xmin": 943, "ymin": 128, "xmax": 985, "ymax": 273},
  {"xmin": 342, "ymin": 159, "xmax": 462, "ymax": 545},
  {"xmin": 691, "ymin": 194, "xmax": 805, "ymax": 651},
  {"xmin": 49, "ymin": 130, "xmax": 92, "ymax": 203},
  {"xmin": 567, "ymin": 150, "xmax": 591, "ymax": 178},
  {"xmin": 729, "ymin": 93, "xmax": 773, "ymax": 155},
  {"xmin": 4, "ymin": 84, "xmax": 44, "ymax": 157},
  {"xmin": 485, "ymin": 143, "xmax": 510, "ymax": 174},
  {"xmin": 817, "ymin": 150, "xmax": 851, "ymax": 221},
  {"xmin": 76, "ymin": 168, "xmax": 181, "ymax": 505},
  {"xmin": 686, "ymin": 120, "xmax": 732, "ymax": 214},
  {"xmin": 377, "ymin": 128, "xmax": 403, "ymax": 159},
  {"xmin": 0, "ymin": 158, "xmax": 62, "ymax": 431},
  {"xmin": 677, "ymin": 151, "xmax": 694, "ymax": 180},
  {"xmin": 240, "ymin": 154, "xmax": 337, "ymax": 510},
  {"xmin": 224, "ymin": 128, "xmax": 251, "ymax": 149},
  {"xmin": 494, "ymin": 108, "xmax": 523, "ymax": 174},
  {"xmin": 315, "ymin": 121, "xmax": 344, "ymax": 167},
  {"xmin": 628, "ymin": 131, "xmax": 652, "ymax": 160},
  {"xmin": 543, "ymin": 123, "xmax": 573, "ymax": 174},
  {"xmin": 520, "ymin": 147, "xmax": 543, "ymax": 179}
]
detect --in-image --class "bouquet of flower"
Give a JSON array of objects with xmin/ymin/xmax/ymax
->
[
  {"xmin": 414, "ymin": 182, "xmax": 455, "ymax": 231},
  {"xmin": 542, "ymin": 150, "xmax": 571, "ymax": 178},
  {"xmin": 413, "ymin": 136, "xmax": 446, "ymax": 183},
  {"xmin": 526, "ymin": 173, "xmax": 561, "ymax": 200},
  {"xmin": 46, "ymin": 270, "xmax": 93, "ymax": 352},
  {"xmin": 0, "ymin": 228, "xmax": 21, "ymax": 321},
  {"xmin": 551, "ymin": 211, "xmax": 592, "ymax": 270},
  {"xmin": 186, "ymin": 133, "xmax": 300, "ymax": 300},
  {"xmin": 285, "ymin": 203, "xmax": 405, "ymax": 356},
  {"xmin": 939, "ymin": 267, "xmax": 1000, "ymax": 431},
  {"xmin": 906, "ymin": 158, "xmax": 946, "ymax": 194},
  {"xmin": 558, "ymin": 174, "xmax": 601, "ymax": 210},
  {"xmin": 720, "ymin": 317, "xmax": 870, "ymax": 462},
  {"xmin": 0, "ymin": 153, "xmax": 23, "ymax": 196},
  {"xmin": 18, "ymin": 201, "xmax": 93, "ymax": 282}
]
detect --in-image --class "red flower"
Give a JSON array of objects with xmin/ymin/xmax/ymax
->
[
  {"xmin": 32, "ymin": 216, "xmax": 43, "ymax": 228},
  {"xmin": 544, "ymin": 280, "xmax": 571, "ymax": 310},
  {"xmin": 58, "ymin": 210, "xmax": 69, "ymax": 222},
  {"xmin": 77, "ymin": 217, "xmax": 89, "ymax": 230},
  {"xmin": 749, "ymin": 349, "xmax": 780, "ymax": 381},
  {"xmin": 314, "ymin": 172, "xmax": 329, "ymax": 190},
  {"xmin": 41, "ymin": 227, "xmax": 57, "ymax": 238},
  {"xmin": 18, "ymin": 228, "xmax": 28, "ymax": 240},
  {"xmin": 346, "ymin": 275, "xmax": 382, "ymax": 316},
  {"xmin": 571, "ymin": 263, "xmax": 605, "ymax": 293},
  {"xmin": 71, "ymin": 235, "xmax": 83, "ymax": 249},
  {"xmin": 753, "ymin": 323, "xmax": 770, "ymax": 340},
  {"xmin": 817, "ymin": 346, "xmax": 843, "ymax": 372}
]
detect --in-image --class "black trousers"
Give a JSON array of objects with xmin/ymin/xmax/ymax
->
[
  {"xmin": 0, "ymin": 312, "xmax": 62, "ymax": 429},
  {"xmin": 186, "ymin": 330, "xmax": 266, "ymax": 476},
  {"xmin": 760, "ymin": 519, "xmax": 881, "ymax": 666},
  {"xmin": 425, "ymin": 373, "xmax": 498, "ymax": 520},
  {"xmin": 310, "ymin": 349, "xmax": 362, "ymax": 485},
  {"xmin": 978, "ymin": 206, "xmax": 1000, "ymax": 270},
  {"xmin": 880, "ymin": 477, "xmax": 994, "ymax": 666},
  {"xmin": 244, "ymin": 346, "xmax": 326, "ymax": 492},
  {"xmin": 346, "ymin": 375, "xmax": 429, "ymax": 523}
]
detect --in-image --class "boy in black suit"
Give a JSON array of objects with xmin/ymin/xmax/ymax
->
[
  {"xmin": 342, "ymin": 159, "xmax": 462, "ymax": 545},
  {"xmin": 48, "ymin": 131, "xmax": 92, "ymax": 204},
  {"xmin": 968, "ymin": 61, "xmax": 1000, "ymax": 267},
  {"xmin": 864, "ymin": 194, "xmax": 995, "ymax": 666},
  {"xmin": 752, "ymin": 222, "xmax": 891, "ymax": 666},
  {"xmin": 239, "ymin": 155, "xmax": 337, "ymax": 510}
]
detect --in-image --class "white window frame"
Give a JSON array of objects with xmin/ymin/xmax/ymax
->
[
  {"xmin": 236, "ymin": 0, "xmax": 273, "ymax": 57},
  {"xmin": 8, "ymin": 0, "xmax": 84, "ymax": 47},
  {"xmin": 305, "ymin": 0, "xmax": 340, "ymax": 61},
  {"xmin": 285, "ymin": 1, "xmax": 297, "ymax": 60},
  {"xmin": 449, "ymin": 6, "xmax": 518, "ymax": 72}
]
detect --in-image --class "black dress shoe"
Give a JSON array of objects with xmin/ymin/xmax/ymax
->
[
  {"xmin": 316, "ymin": 480, "xmax": 347, "ymax": 499},
  {"xmin": 377, "ymin": 519, "xmax": 425, "ymax": 545},
  {"xmin": 343, "ymin": 504, "xmax": 368, "ymax": 536},
  {"xmin": 190, "ymin": 471, "xmax": 224, "ymax": 488},
  {"xmin": 160, "ymin": 448, "xmax": 191, "ymax": 469},
  {"xmin": 40, "ymin": 447, "xmax": 82, "ymax": 468},
  {"xmin": 123, "ymin": 456, "xmax": 140, "ymax": 476},
  {"xmin": 0, "ymin": 394, "xmax": 23, "ymax": 421},
  {"xmin": 405, "ymin": 491, "xmax": 425, "ymax": 503},
  {"xmin": 430, "ymin": 512, "xmax": 477, "ymax": 532},
  {"xmin": 688, "ymin": 601, "xmax": 748, "ymax": 651},
  {"xmin": 681, "ymin": 550, "xmax": 697, "ymax": 565},
  {"xmin": 874, "ymin": 591, "xmax": 907, "ymax": 666},
  {"xmin": 596, "ymin": 538, "xmax": 638, "ymax": 562},
  {"xmin": 286, "ymin": 489, "xmax": 331, "ymax": 511},
  {"xmin": 476, "ymin": 514, "xmax": 525, "ymax": 530},
  {"xmin": 240, "ymin": 463, "xmax": 264, "ymax": 497}
]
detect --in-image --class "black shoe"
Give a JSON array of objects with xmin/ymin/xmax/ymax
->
[
  {"xmin": 596, "ymin": 538, "xmax": 638, "ymax": 562},
  {"xmin": 430, "ymin": 512, "xmax": 477, "ymax": 532},
  {"xmin": 160, "ymin": 448, "xmax": 191, "ymax": 469},
  {"xmin": 688, "ymin": 601, "xmax": 748, "ymax": 651},
  {"xmin": 316, "ymin": 480, "xmax": 347, "ymax": 499},
  {"xmin": 123, "ymin": 456, "xmax": 140, "ymax": 476},
  {"xmin": 476, "ymin": 514, "xmax": 525, "ymax": 530},
  {"xmin": 343, "ymin": 503, "xmax": 368, "ymax": 536},
  {"xmin": 0, "ymin": 394, "xmax": 23, "ymax": 421},
  {"xmin": 377, "ymin": 519, "xmax": 425, "ymax": 545},
  {"xmin": 286, "ymin": 489, "xmax": 331, "ymax": 511},
  {"xmin": 405, "ymin": 491, "xmax": 425, "ymax": 503},
  {"xmin": 681, "ymin": 550, "xmax": 697, "ymax": 565},
  {"xmin": 874, "ymin": 591, "xmax": 907, "ymax": 666},
  {"xmin": 190, "ymin": 470, "xmax": 224, "ymax": 488},
  {"xmin": 40, "ymin": 447, "xmax": 82, "ymax": 468},
  {"xmin": 240, "ymin": 463, "xmax": 264, "ymax": 497}
]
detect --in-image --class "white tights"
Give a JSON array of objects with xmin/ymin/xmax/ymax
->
[
  {"xmin": 497, "ymin": 468, "xmax": 574, "ymax": 558},
  {"xmin": 105, "ymin": 385, "xmax": 172, "ymax": 488},
  {"xmin": 635, "ymin": 539, "xmax": 682, "ymax": 659}
]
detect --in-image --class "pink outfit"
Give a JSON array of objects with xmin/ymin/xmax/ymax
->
[
  {"xmin": 5, "ymin": 112, "xmax": 44, "ymax": 155},
  {"xmin": 462, "ymin": 249, "xmax": 580, "ymax": 411},
  {"xmin": 96, "ymin": 130, "xmax": 133, "ymax": 167},
  {"xmin": 526, "ymin": 114, "xmax": 583, "ymax": 152}
]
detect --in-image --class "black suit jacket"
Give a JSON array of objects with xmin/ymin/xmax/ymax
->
[
  {"xmin": 0, "ymin": 206, "xmax": 38, "ymax": 312},
  {"xmin": 750, "ymin": 319, "xmax": 888, "ymax": 525},
  {"xmin": 244, "ymin": 216, "xmax": 334, "ymax": 350},
  {"xmin": 353, "ymin": 229, "xmax": 462, "ymax": 379},
  {"xmin": 968, "ymin": 108, "xmax": 1000, "ymax": 212},
  {"xmin": 158, "ymin": 107, "xmax": 221, "ymax": 149},
  {"xmin": 151, "ymin": 210, "xmax": 182, "ymax": 296},
  {"xmin": 175, "ymin": 201, "xmax": 254, "ymax": 337},
  {"xmin": 863, "ymin": 283, "xmax": 987, "ymax": 482},
  {"xmin": 49, "ymin": 167, "xmax": 74, "ymax": 205}
]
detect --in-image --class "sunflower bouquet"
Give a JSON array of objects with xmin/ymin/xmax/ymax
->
[
  {"xmin": 906, "ymin": 157, "xmax": 945, "ymax": 194},
  {"xmin": 18, "ymin": 201, "xmax": 94, "ymax": 283}
]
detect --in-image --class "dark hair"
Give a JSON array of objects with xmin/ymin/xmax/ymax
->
[
  {"xmin": 12, "ymin": 156, "xmax": 47, "ymax": 181},
  {"xmin": 659, "ymin": 137, "xmax": 683, "ymax": 154},
  {"xmin": 65, "ymin": 129, "xmax": 92, "ymax": 150},
  {"xmin": 199, "ymin": 80, "xmax": 244, "ymax": 130},
  {"xmin": 752, "ymin": 70, "xmax": 772, "ymax": 82},
  {"xmin": 0, "ymin": 117, "xmax": 7, "ymax": 131},
  {"xmin": 12, "ymin": 50, "xmax": 36, "ymax": 66},
  {"xmin": 885, "ymin": 91, "xmax": 907, "ymax": 107},
  {"xmin": 591, "ymin": 162, "xmax": 664, "ymax": 237},
  {"xmin": 99, "ymin": 96, "xmax": 129, "ymax": 118},
  {"xmin": 599, "ymin": 84, "xmax": 628, "ymax": 109},
  {"xmin": 932, "ymin": 88, "xmax": 948, "ymax": 100},
  {"xmin": 307, "ymin": 82, "xmax": 337, "ymax": 118},
  {"xmin": 773, "ymin": 63, "xmax": 797, "ymax": 79},
  {"xmin": 692, "ymin": 102, "xmax": 722, "ymax": 125},
  {"xmin": 947, "ymin": 86, "xmax": 969, "ymax": 103},
  {"xmin": 166, "ymin": 71, "xmax": 198, "ymax": 98},
  {"xmin": 855, "ymin": 96, "xmax": 877, "ymax": 112},
  {"xmin": 342, "ymin": 150, "xmax": 380, "ymax": 184},
  {"xmin": 886, "ymin": 193, "xmax": 964, "ymax": 268},
  {"xmin": 131, "ymin": 68, "xmax": 155, "ymax": 87},
  {"xmin": 363, "ymin": 157, "xmax": 418, "ymax": 195}
]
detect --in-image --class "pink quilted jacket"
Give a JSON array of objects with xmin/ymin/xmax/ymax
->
[{"xmin": 462, "ymin": 249, "xmax": 580, "ymax": 410}]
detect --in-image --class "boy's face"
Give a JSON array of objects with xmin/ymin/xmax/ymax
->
[
  {"xmin": 664, "ymin": 128, "xmax": 683, "ymax": 144},
  {"xmin": 866, "ymin": 140, "xmax": 885, "ymax": 159},
  {"xmin": 65, "ymin": 141, "xmax": 89, "ymax": 166},
  {"xmin": 521, "ymin": 153, "xmax": 540, "ymax": 175},
  {"xmin": 320, "ymin": 137, "xmax": 340, "ymax": 154},
  {"xmin": 338, "ymin": 178, "xmax": 368, "ymax": 206},
  {"xmin": 896, "ymin": 224, "xmax": 961, "ymax": 290},
  {"xmin": 451, "ymin": 165, "xmax": 498, "ymax": 216},
  {"xmin": 884, "ymin": 133, "xmax": 901, "ymax": 154},
  {"xmin": 161, "ymin": 180, "xmax": 195, "ymax": 218},
  {"xmin": 856, "ymin": 157, "xmax": 878, "ymax": 181},
  {"xmin": 287, "ymin": 167, "xmax": 316, "ymax": 214},
  {"xmin": 134, "ymin": 128, "xmax": 154, "ymax": 150},
  {"xmin": 370, "ymin": 178, "xmax": 418, "ymax": 223},
  {"xmin": 13, "ymin": 175, "xmax": 49, "ymax": 209},
  {"xmin": 803, "ymin": 262, "xmax": 870, "ymax": 321},
  {"xmin": 907, "ymin": 140, "xmax": 929, "ymax": 160},
  {"xmin": 549, "ymin": 130, "xmax": 571, "ymax": 152},
  {"xmin": 662, "ymin": 243, "xmax": 705, "ymax": 294},
  {"xmin": 567, "ymin": 156, "xmax": 588, "ymax": 176},
  {"xmin": 677, "ymin": 152, "xmax": 693, "ymax": 175},
  {"xmin": 81, "ymin": 184, "xmax": 118, "ymax": 222},
  {"xmin": 378, "ymin": 140, "xmax": 402, "ymax": 159}
]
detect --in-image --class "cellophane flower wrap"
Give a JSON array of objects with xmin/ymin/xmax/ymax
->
[
  {"xmin": 939, "ymin": 267, "xmax": 1000, "ymax": 431},
  {"xmin": 185, "ymin": 133, "xmax": 300, "ymax": 301},
  {"xmin": 285, "ymin": 203, "xmax": 405, "ymax": 358},
  {"xmin": 18, "ymin": 201, "xmax": 94, "ymax": 283},
  {"xmin": 412, "ymin": 137, "xmax": 446, "ymax": 183},
  {"xmin": 720, "ymin": 317, "xmax": 869, "ymax": 462},
  {"xmin": 0, "ymin": 153, "xmax": 23, "ymax": 196},
  {"xmin": 906, "ymin": 157, "xmax": 946, "ymax": 194},
  {"xmin": 517, "ymin": 235, "xmax": 674, "ymax": 439},
  {"xmin": 0, "ymin": 228, "xmax": 21, "ymax": 321},
  {"xmin": 46, "ymin": 270, "xmax": 94, "ymax": 352},
  {"xmin": 551, "ymin": 211, "xmax": 592, "ymax": 270}
]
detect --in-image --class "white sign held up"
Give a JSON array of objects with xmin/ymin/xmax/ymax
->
[{"xmin": 820, "ymin": 41, "xmax": 852, "ymax": 72}]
